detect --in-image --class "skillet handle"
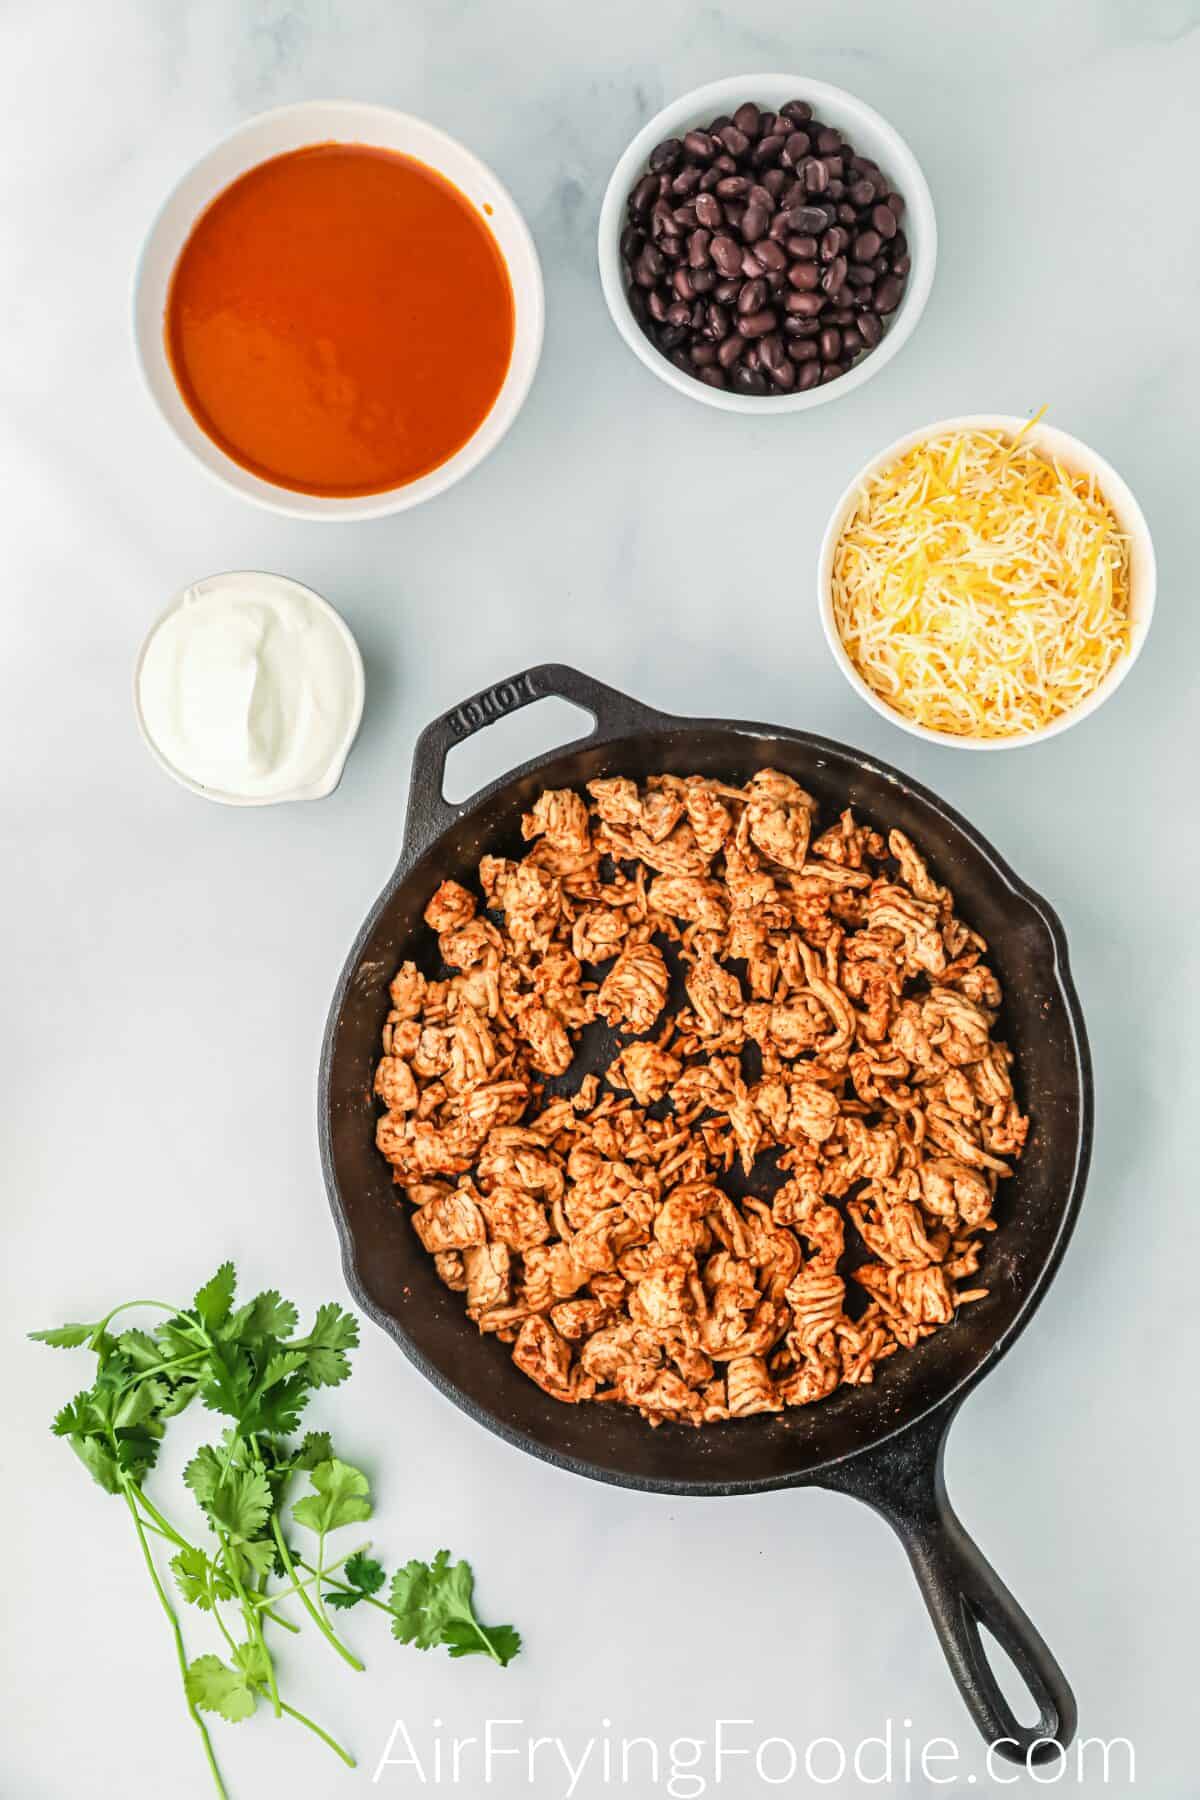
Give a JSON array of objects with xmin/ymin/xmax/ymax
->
[
  {"xmin": 821, "ymin": 1401, "xmax": 1076, "ymax": 1765},
  {"xmin": 401, "ymin": 663, "xmax": 670, "ymax": 866}
]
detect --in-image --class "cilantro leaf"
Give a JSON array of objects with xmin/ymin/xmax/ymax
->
[
  {"xmin": 182, "ymin": 1445, "xmax": 225, "ymax": 1508},
  {"xmin": 241, "ymin": 1290, "xmax": 299, "ymax": 1343},
  {"xmin": 344, "ymin": 1551, "xmax": 386, "ymax": 1596},
  {"xmin": 185, "ymin": 1654, "xmax": 256, "ymax": 1723},
  {"xmin": 295, "ymin": 1304, "xmax": 359, "ymax": 1388},
  {"xmin": 387, "ymin": 1551, "xmax": 520, "ymax": 1665},
  {"xmin": 198, "ymin": 1342, "xmax": 256, "ymax": 1420},
  {"xmin": 30, "ymin": 1321, "xmax": 97, "ymax": 1348},
  {"xmin": 325, "ymin": 1550, "xmax": 386, "ymax": 1610},
  {"xmin": 71, "ymin": 1434, "xmax": 122, "ymax": 1494},
  {"xmin": 292, "ymin": 1459, "xmax": 372, "ymax": 1534},
  {"xmin": 293, "ymin": 1430, "xmax": 334, "ymax": 1470},
  {"xmin": 170, "ymin": 1546, "xmax": 234, "ymax": 1611},
  {"xmin": 203, "ymin": 1464, "xmax": 273, "ymax": 1543},
  {"xmin": 193, "ymin": 1264, "xmax": 237, "ymax": 1331},
  {"xmin": 116, "ymin": 1328, "xmax": 168, "ymax": 1371}
]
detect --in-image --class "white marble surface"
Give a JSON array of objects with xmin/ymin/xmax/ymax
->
[{"xmin": 4, "ymin": 2, "xmax": 1199, "ymax": 1795}]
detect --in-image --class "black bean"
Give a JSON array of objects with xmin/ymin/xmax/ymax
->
[
  {"xmin": 672, "ymin": 267, "xmax": 695, "ymax": 301},
  {"xmin": 723, "ymin": 202, "xmax": 746, "ymax": 231},
  {"xmin": 751, "ymin": 133, "xmax": 787, "ymax": 167},
  {"xmin": 695, "ymin": 193, "xmax": 723, "ymax": 229},
  {"xmin": 733, "ymin": 363, "xmax": 769, "ymax": 393},
  {"xmin": 732, "ymin": 101, "xmax": 761, "ymax": 137},
  {"xmin": 714, "ymin": 175, "xmax": 750, "ymax": 199},
  {"xmin": 690, "ymin": 339, "xmax": 717, "ymax": 365},
  {"xmin": 803, "ymin": 158, "xmax": 830, "ymax": 194},
  {"xmin": 712, "ymin": 152, "xmax": 737, "ymax": 173},
  {"xmin": 620, "ymin": 225, "xmax": 642, "ymax": 261},
  {"xmin": 848, "ymin": 178, "xmax": 875, "ymax": 208},
  {"xmin": 699, "ymin": 365, "xmax": 728, "ymax": 388},
  {"xmin": 818, "ymin": 325, "xmax": 842, "ymax": 361},
  {"xmin": 688, "ymin": 228, "xmax": 712, "ymax": 268},
  {"xmin": 717, "ymin": 332, "xmax": 744, "ymax": 368},
  {"xmin": 892, "ymin": 229, "xmax": 908, "ymax": 259},
  {"xmin": 672, "ymin": 203, "xmax": 698, "ymax": 228},
  {"xmin": 886, "ymin": 191, "xmax": 906, "ymax": 217},
  {"xmin": 788, "ymin": 337, "xmax": 819, "ymax": 361},
  {"xmin": 711, "ymin": 234, "xmax": 742, "ymax": 277},
  {"xmin": 691, "ymin": 299, "xmax": 706, "ymax": 328},
  {"xmin": 708, "ymin": 115, "xmax": 733, "ymax": 132},
  {"xmin": 666, "ymin": 299, "xmax": 691, "ymax": 325},
  {"xmin": 742, "ymin": 202, "xmax": 769, "ymax": 242},
  {"xmin": 780, "ymin": 99, "xmax": 813, "ymax": 123},
  {"xmin": 836, "ymin": 203, "xmax": 857, "ymax": 225},
  {"xmin": 820, "ymin": 226, "xmax": 848, "ymax": 261},
  {"xmin": 718, "ymin": 125, "xmax": 751, "ymax": 156},
  {"xmin": 648, "ymin": 288, "xmax": 668, "ymax": 322},
  {"xmin": 821, "ymin": 255, "xmax": 848, "ymax": 295},
  {"xmin": 858, "ymin": 311, "xmax": 882, "ymax": 347},
  {"xmin": 754, "ymin": 239, "xmax": 787, "ymax": 272},
  {"xmin": 891, "ymin": 252, "xmax": 911, "ymax": 277},
  {"xmin": 785, "ymin": 288, "xmax": 826, "ymax": 316},
  {"xmin": 796, "ymin": 359, "xmax": 822, "ymax": 390},
  {"xmin": 768, "ymin": 212, "xmax": 792, "ymax": 243},
  {"xmin": 840, "ymin": 325, "xmax": 864, "ymax": 356},
  {"xmin": 683, "ymin": 129, "xmax": 716, "ymax": 160},
  {"xmin": 713, "ymin": 276, "xmax": 742, "ymax": 302},
  {"xmin": 649, "ymin": 138, "xmax": 682, "ymax": 173},
  {"xmin": 658, "ymin": 323, "xmax": 688, "ymax": 350},
  {"xmin": 770, "ymin": 356, "xmax": 796, "ymax": 391},
  {"xmin": 741, "ymin": 247, "xmax": 765, "ymax": 277},
  {"xmin": 737, "ymin": 277, "xmax": 768, "ymax": 314},
  {"xmin": 847, "ymin": 261, "xmax": 875, "ymax": 286},
  {"xmin": 872, "ymin": 202, "xmax": 898, "ymax": 238},
  {"xmin": 828, "ymin": 306, "xmax": 855, "ymax": 325},
  {"xmin": 874, "ymin": 275, "xmax": 903, "ymax": 312},
  {"xmin": 819, "ymin": 361, "xmax": 845, "ymax": 383},
  {"xmin": 631, "ymin": 174, "xmax": 658, "ymax": 217},
  {"xmin": 762, "ymin": 168, "xmax": 787, "ymax": 197},
  {"xmin": 784, "ymin": 205, "xmax": 830, "ymax": 234},
  {"xmin": 737, "ymin": 308, "xmax": 777, "ymax": 337},
  {"xmin": 825, "ymin": 156, "xmax": 844, "ymax": 180},
  {"xmin": 670, "ymin": 166, "xmax": 702, "ymax": 198},
  {"xmin": 781, "ymin": 131, "xmax": 811, "ymax": 167},
  {"xmin": 758, "ymin": 112, "xmax": 779, "ymax": 137},
  {"xmin": 706, "ymin": 301, "xmax": 730, "ymax": 339},
  {"xmin": 690, "ymin": 267, "xmax": 715, "ymax": 293},
  {"xmin": 634, "ymin": 246, "xmax": 663, "ymax": 286},
  {"xmin": 787, "ymin": 260, "xmax": 820, "ymax": 290},
  {"xmin": 853, "ymin": 228, "xmax": 882, "ymax": 261},
  {"xmin": 759, "ymin": 332, "xmax": 787, "ymax": 377},
  {"xmin": 783, "ymin": 314, "xmax": 820, "ymax": 337},
  {"xmin": 698, "ymin": 167, "xmax": 721, "ymax": 192},
  {"xmin": 785, "ymin": 234, "xmax": 818, "ymax": 258}
]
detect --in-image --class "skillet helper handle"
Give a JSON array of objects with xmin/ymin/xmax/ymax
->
[
  {"xmin": 823, "ymin": 1404, "xmax": 1076, "ymax": 1764},
  {"xmin": 402, "ymin": 663, "xmax": 670, "ymax": 865}
]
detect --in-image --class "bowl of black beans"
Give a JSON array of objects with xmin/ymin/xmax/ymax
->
[{"xmin": 598, "ymin": 74, "xmax": 936, "ymax": 408}]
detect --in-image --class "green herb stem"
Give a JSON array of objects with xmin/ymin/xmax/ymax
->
[
  {"xmin": 124, "ymin": 1489, "xmax": 228, "ymax": 1800},
  {"xmin": 270, "ymin": 1517, "xmax": 363, "ymax": 1671}
]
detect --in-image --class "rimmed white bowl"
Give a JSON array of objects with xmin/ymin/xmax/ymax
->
[
  {"xmin": 818, "ymin": 414, "xmax": 1156, "ymax": 750},
  {"xmin": 598, "ymin": 74, "xmax": 936, "ymax": 414},
  {"xmin": 132, "ymin": 101, "xmax": 544, "ymax": 521},
  {"xmin": 133, "ymin": 571, "xmax": 365, "ymax": 804}
]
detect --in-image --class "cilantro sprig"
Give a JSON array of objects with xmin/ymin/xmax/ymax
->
[{"xmin": 33, "ymin": 1264, "xmax": 520, "ymax": 1798}]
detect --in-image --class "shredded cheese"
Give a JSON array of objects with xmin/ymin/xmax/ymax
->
[{"xmin": 830, "ymin": 419, "xmax": 1131, "ymax": 738}]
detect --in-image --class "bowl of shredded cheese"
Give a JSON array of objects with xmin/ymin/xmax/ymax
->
[{"xmin": 819, "ymin": 412, "xmax": 1155, "ymax": 748}]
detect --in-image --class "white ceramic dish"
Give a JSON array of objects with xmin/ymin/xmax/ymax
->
[
  {"xmin": 818, "ymin": 413, "xmax": 1156, "ymax": 750},
  {"xmin": 132, "ymin": 100, "xmax": 544, "ymax": 521},
  {"xmin": 133, "ymin": 572, "xmax": 365, "ymax": 804},
  {"xmin": 597, "ymin": 74, "xmax": 936, "ymax": 414}
]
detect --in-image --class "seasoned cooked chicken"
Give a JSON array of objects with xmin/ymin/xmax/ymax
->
[{"xmin": 373, "ymin": 772, "xmax": 1026, "ymax": 1426}]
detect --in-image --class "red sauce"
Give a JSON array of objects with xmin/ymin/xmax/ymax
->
[{"xmin": 165, "ymin": 144, "xmax": 515, "ymax": 497}]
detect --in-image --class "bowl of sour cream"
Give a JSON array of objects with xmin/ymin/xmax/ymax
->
[{"xmin": 134, "ymin": 571, "xmax": 365, "ymax": 804}]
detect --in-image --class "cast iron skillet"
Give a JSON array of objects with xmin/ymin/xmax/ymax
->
[{"xmin": 320, "ymin": 664, "xmax": 1091, "ymax": 1765}]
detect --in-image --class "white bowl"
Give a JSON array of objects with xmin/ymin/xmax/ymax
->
[
  {"xmin": 818, "ymin": 414, "xmax": 1156, "ymax": 750},
  {"xmin": 597, "ymin": 74, "xmax": 936, "ymax": 413},
  {"xmin": 133, "ymin": 571, "xmax": 365, "ymax": 804},
  {"xmin": 132, "ymin": 101, "xmax": 544, "ymax": 520}
]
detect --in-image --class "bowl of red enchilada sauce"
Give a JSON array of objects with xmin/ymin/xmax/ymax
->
[{"xmin": 134, "ymin": 102, "xmax": 544, "ymax": 518}]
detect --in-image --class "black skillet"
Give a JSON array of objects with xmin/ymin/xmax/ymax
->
[{"xmin": 319, "ymin": 663, "xmax": 1091, "ymax": 1765}]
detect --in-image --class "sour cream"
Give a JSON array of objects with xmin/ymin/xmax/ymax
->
[{"xmin": 135, "ymin": 572, "xmax": 364, "ymax": 803}]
